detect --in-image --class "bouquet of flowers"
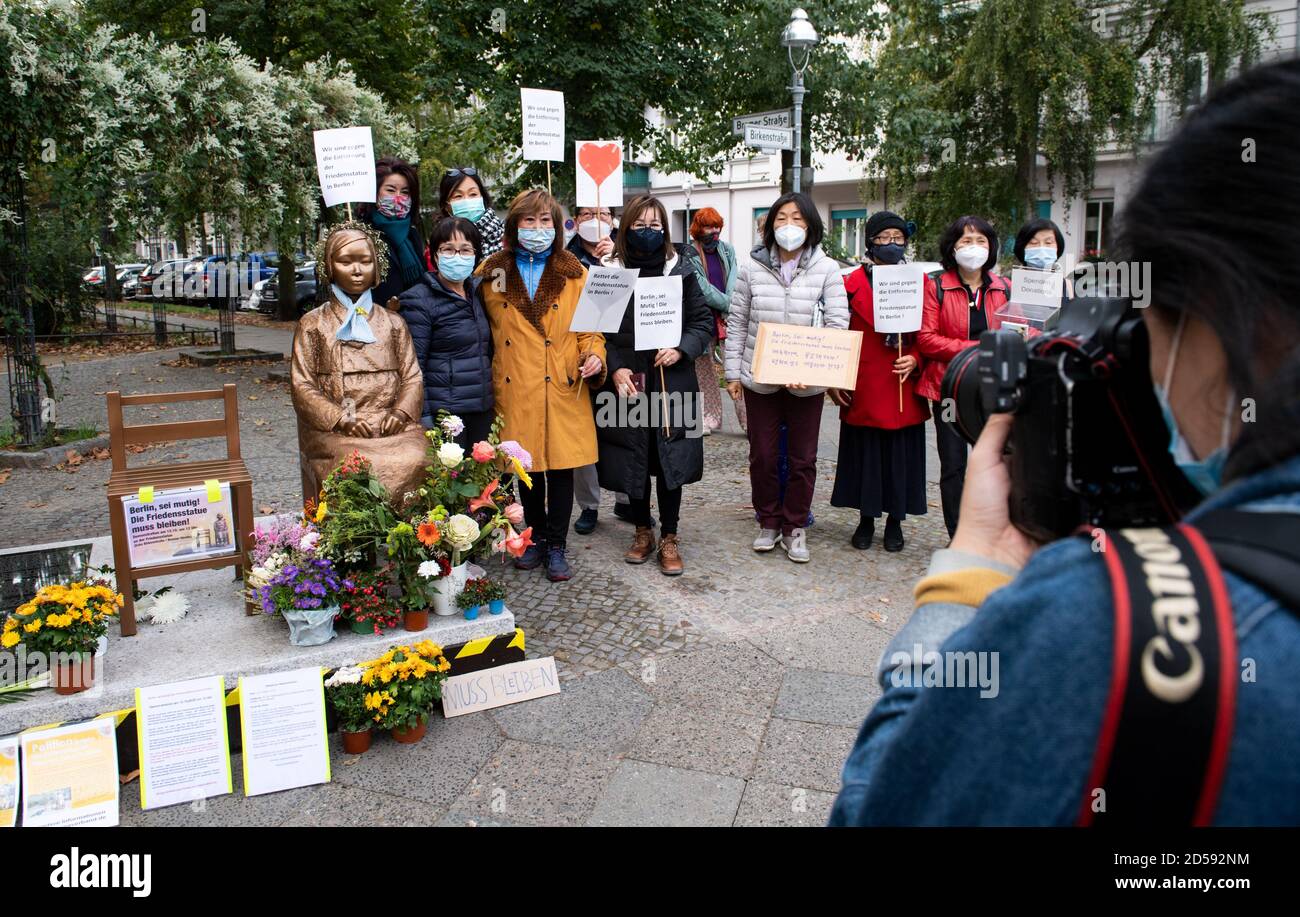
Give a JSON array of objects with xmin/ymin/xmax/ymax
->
[
  {"xmin": 247, "ymin": 516, "xmax": 321, "ymax": 601},
  {"xmin": 338, "ymin": 569, "xmax": 401, "ymax": 635},
  {"xmin": 359, "ymin": 640, "xmax": 451, "ymax": 732},
  {"xmin": 1, "ymin": 580, "xmax": 121, "ymax": 656},
  {"xmin": 384, "ymin": 519, "xmax": 451, "ymax": 612},
  {"xmin": 324, "ymin": 664, "xmax": 371, "ymax": 734},
  {"xmin": 414, "ymin": 412, "xmax": 535, "ymax": 565},
  {"xmin": 313, "ymin": 451, "xmax": 398, "ymax": 569},
  {"xmin": 256, "ymin": 556, "xmax": 351, "ymax": 616}
]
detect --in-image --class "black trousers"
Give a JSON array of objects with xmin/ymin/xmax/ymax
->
[
  {"xmin": 628, "ymin": 430, "xmax": 683, "ymax": 536},
  {"xmin": 518, "ymin": 468, "xmax": 575, "ymax": 551},
  {"xmin": 933, "ymin": 411, "xmax": 969, "ymax": 538}
]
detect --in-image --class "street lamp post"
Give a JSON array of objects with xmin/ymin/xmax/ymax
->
[
  {"xmin": 781, "ymin": 8, "xmax": 819, "ymax": 194},
  {"xmin": 683, "ymin": 178, "xmax": 694, "ymax": 236}
]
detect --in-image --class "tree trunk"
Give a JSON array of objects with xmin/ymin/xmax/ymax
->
[{"xmin": 275, "ymin": 252, "xmax": 297, "ymax": 322}]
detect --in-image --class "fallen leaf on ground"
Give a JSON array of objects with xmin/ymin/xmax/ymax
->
[
  {"xmin": 248, "ymin": 395, "xmax": 259, "ymax": 401},
  {"xmin": 259, "ymin": 505, "xmax": 275, "ymax": 514},
  {"xmin": 64, "ymin": 449, "xmax": 83, "ymax": 466},
  {"xmin": 25, "ymin": 500, "xmax": 47, "ymax": 508},
  {"xmin": 91, "ymin": 447, "xmax": 111, "ymax": 460},
  {"xmin": 0, "ymin": 469, "xmax": 10, "ymax": 485}
]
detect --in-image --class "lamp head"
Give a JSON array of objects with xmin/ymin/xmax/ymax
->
[{"xmin": 781, "ymin": 8, "xmax": 819, "ymax": 50}]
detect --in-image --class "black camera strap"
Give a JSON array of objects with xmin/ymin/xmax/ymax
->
[{"xmin": 1078, "ymin": 509, "xmax": 1300, "ymax": 825}]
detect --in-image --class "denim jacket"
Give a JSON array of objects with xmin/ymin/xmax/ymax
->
[{"xmin": 830, "ymin": 453, "xmax": 1300, "ymax": 826}]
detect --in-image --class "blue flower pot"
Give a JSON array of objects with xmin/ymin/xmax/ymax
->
[
  {"xmin": 463, "ymin": 605, "xmax": 480, "ymax": 620},
  {"xmin": 489, "ymin": 599, "xmax": 505, "ymax": 615}
]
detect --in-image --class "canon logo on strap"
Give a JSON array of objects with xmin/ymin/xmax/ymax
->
[{"xmin": 1120, "ymin": 528, "xmax": 1204, "ymax": 702}]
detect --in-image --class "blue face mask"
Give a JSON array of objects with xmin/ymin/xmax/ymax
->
[
  {"xmin": 517, "ymin": 227, "xmax": 555, "ymax": 254},
  {"xmin": 870, "ymin": 242, "xmax": 906, "ymax": 265},
  {"xmin": 1023, "ymin": 246, "xmax": 1058, "ymax": 270},
  {"xmin": 1154, "ymin": 313, "xmax": 1233, "ymax": 496},
  {"xmin": 437, "ymin": 253, "xmax": 475, "ymax": 282},
  {"xmin": 451, "ymin": 197, "xmax": 485, "ymax": 222}
]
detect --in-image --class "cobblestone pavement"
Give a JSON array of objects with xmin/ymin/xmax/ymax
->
[{"xmin": 5, "ymin": 334, "xmax": 951, "ymax": 826}]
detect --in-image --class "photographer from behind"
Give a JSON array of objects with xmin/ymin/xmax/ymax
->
[{"xmin": 831, "ymin": 57, "xmax": 1300, "ymax": 826}]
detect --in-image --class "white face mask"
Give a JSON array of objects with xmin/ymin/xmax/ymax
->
[
  {"xmin": 954, "ymin": 245, "xmax": 989, "ymax": 272},
  {"xmin": 577, "ymin": 219, "xmax": 607, "ymax": 244},
  {"xmin": 775, "ymin": 224, "xmax": 806, "ymax": 252}
]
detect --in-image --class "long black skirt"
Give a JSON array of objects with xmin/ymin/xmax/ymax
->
[{"xmin": 830, "ymin": 421, "xmax": 928, "ymax": 519}]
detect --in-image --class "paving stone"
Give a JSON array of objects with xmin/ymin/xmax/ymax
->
[
  {"xmin": 733, "ymin": 779, "xmax": 838, "ymax": 827},
  {"xmin": 753, "ymin": 718, "xmax": 858, "ymax": 794},
  {"xmin": 587, "ymin": 760, "xmax": 744, "ymax": 827},
  {"xmin": 488, "ymin": 666, "xmax": 652, "ymax": 752},
  {"xmin": 626, "ymin": 704, "xmax": 767, "ymax": 779},
  {"xmin": 449, "ymin": 740, "xmax": 618, "ymax": 827},
  {"xmin": 618, "ymin": 639, "xmax": 784, "ymax": 716},
  {"xmin": 278, "ymin": 783, "xmax": 445, "ymax": 827},
  {"xmin": 774, "ymin": 668, "xmax": 880, "ymax": 727},
  {"xmin": 748, "ymin": 612, "xmax": 895, "ymax": 677},
  {"xmin": 119, "ymin": 763, "xmax": 319, "ymax": 828}
]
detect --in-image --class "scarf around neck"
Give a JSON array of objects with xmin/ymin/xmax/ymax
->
[
  {"xmin": 370, "ymin": 211, "xmax": 423, "ymax": 286},
  {"xmin": 332, "ymin": 284, "xmax": 377, "ymax": 344}
]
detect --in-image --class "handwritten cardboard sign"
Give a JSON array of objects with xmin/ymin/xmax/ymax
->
[
  {"xmin": 441, "ymin": 657, "xmax": 561, "ymax": 718},
  {"xmin": 571, "ymin": 265, "xmax": 638, "ymax": 333},
  {"xmin": 576, "ymin": 140, "xmax": 624, "ymax": 207},
  {"xmin": 520, "ymin": 88, "xmax": 565, "ymax": 161},
  {"xmin": 633, "ymin": 274, "xmax": 683, "ymax": 350},
  {"xmin": 871, "ymin": 263, "xmax": 925, "ymax": 333},
  {"xmin": 750, "ymin": 323, "xmax": 863, "ymax": 389},
  {"xmin": 1010, "ymin": 268, "xmax": 1064, "ymax": 308},
  {"xmin": 313, "ymin": 126, "xmax": 376, "ymax": 208}
]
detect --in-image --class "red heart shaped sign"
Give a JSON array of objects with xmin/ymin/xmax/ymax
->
[{"xmin": 578, "ymin": 142, "xmax": 622, "ymax": 186}]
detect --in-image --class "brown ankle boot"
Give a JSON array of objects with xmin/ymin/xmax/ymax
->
[
  {"xmin": 624, "ymin": 526, "xmax": 656, "ymax": 564},
  {"xmin": 658, "ymin": 534, "xmax": 684, "ymax": 576}
]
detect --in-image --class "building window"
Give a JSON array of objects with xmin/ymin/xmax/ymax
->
[
  {"xmin": 752, "ymin": 208, "xmax": 769, "ymax": 247},
  {"xmin": 1083, "ymin": 199, "xmax": 1114, "ymax": 261},
  {"xmin": 624, "ymin": 164, "xmax": 650, "ymax": 190},
  {"xmin": 831, "ymin": 208, "xmax": 867, "ymax": 260}
]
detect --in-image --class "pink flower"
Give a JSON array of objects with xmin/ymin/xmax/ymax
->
[
  {"xmin": 472, "ymin": 441, "xmax": 496, "ymax": 462},
  {"xmin": 504, "ymin": 502, "xmax": 525, "ymax": 527},
  {"xmin": 498, "ymin": 440, "xmax": 532, "ymax": 470},
  {"xmin": 503, "ymin": 526, "xmax": 533, "ymax": 558}
]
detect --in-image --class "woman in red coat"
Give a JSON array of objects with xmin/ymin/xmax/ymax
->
[{"xmin": 829, "ymin": 212, "xmax": 929, "ymax": 552}]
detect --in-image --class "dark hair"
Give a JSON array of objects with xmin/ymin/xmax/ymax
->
[
  {"xmin": 374, "ymin": 157, "xmax": 420, "ymax": 213},
  {"xmin": 761, "ymin": 192, "xmax": 823, "ymax": 252},
  {"xmin": 428, "ymin": 216, "xmax": 484, "ymax": 263},
  {"xmin": 1013, "ymin": 218, "xmax": 1065, "ymax": 265},
  {"xmin": 503, "ymin": 189, "xmax": 565, "ymax": 257},
  {"xmin": 938, "ymin": 215, "xmax": 998, "ymax": 274},
  {"xmin": 614, "ymin": 194, "xmax": 674, "ymax": 264},
  {"xmin": 438, "ymin": 168, "xmax": 493, "ymax": 216},
  {"xmin": 1116, "ymin": 58, "xmax": 1300, "ymax": 480}
]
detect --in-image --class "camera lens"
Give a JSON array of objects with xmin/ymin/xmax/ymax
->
[{"xmin": 940, "ymin": 344, "xmax": 988, "ymax": 445}]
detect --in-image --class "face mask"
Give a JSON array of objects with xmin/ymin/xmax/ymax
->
[
  {"xmin": 1153, "ymin": 312, "xmax": 1233, "ymax": 496},
  {"xmin": 450, "ymin": 197, "xmax": 485, "ymax": 222},
  {"xmin": 377, "ymin": 194, "xmax": 411, "ymax": 219},
  {"xmin": 775, "ymin": 224, "xmax": 806, "ymax": 251},
  {"xmin": 954, "ymin": 245, "xmax": 989, "ymax": 272},
  {"xmin": 871, "ymin": 242, "xmax": 906, "ymax": 265},
  {"xmin": 628, "ymin": 227, "xmax": 665, "ymax": 254},
  {"xmin": 699, "ymin": 231, "xmax": 721, "ymax": 252},
  {"xmin": 1024, "ymin": 246, "xmax": 1057, "ymax": 270},
  {"xmin": 437, "ymin": 254, "xmax": 475, "ymax": 282},
  {"xmin": 517, "ymin": 228, "xmax": 555, "ymax": 254},
  {"xmin": 577, "ymin": 220, "xmax": 607, "ymax": 244}
]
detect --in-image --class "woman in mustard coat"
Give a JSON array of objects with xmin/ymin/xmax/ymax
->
[{"xmin": 475, "ymin": 189, "xmax": 606, "ymax": 582}]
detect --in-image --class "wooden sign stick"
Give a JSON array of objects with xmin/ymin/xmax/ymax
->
[
  {"xmin": 346, "ymin": 202, "xmax": 354, "ymax": 222},
  {"xmin": 898, "ymin": 337, "xmax": 904, "ymax": 413},
  {"xmin": 546, "ymin": 160, "xmax": 552, "ymax": 195},
  {"xmin": 660, "ymin": 364, "xmax": 671, "ymax": 437}
]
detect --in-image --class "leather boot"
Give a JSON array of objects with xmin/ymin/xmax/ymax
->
[
  {"xmin": 624, "ymin": 526, "xmax": 656, "ymax": 564},
  {"xmin": 658, "ymin": 534, "xmax": 684, "ymax": 576}
]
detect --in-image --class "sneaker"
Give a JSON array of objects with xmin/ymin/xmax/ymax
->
[
  {"xmin": 515, "ymin": 542, "xmax": 546, "ymax": 571},
  {"xmin": 658, "ymin": 534, "xmax": 684, "ymax": 576},
  {"xmin": 883, "ymin": 516, "xmax": 905, "ymax": 553},
  {"xmin": 851, "ymin": 519, "xmax": 875, "ymax": 550},
  {"xmin": 545, "ymin": 547, "xmax": 573, "ymax": 582},
  {"xmin": 624, "ymin": 526, "xmax": 656, "ymax": 564},
  {"xmin": 573, "ymin": 507, "xmax": 598, "ymax": 535},
  {"xmin": 783, "ymin": 527, "xmax": 810, "ymax": 563},
  {"xmin": 752, "ymin": 528, "xmax": 782, "ymax": 552}
]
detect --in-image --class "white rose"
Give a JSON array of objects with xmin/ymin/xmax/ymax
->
[
  {"xmin": 437, "ymin": 442, "xmax": 465, "ymax": 468},
  {"xmin": 445, "ymin": 514, "xmax": 480, "ymax": 552}
]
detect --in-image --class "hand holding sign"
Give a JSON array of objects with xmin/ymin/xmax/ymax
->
[
  {"xmin": 633, "ymin": 274, "xmax": 683, "ymax": 351},
  {"xmin": 871, "ymin": 264, "xmax": 925, "ymax": 412},
  {"xmin": 570, "ymin": 265, "xmax": 638, "ymax": 333}
]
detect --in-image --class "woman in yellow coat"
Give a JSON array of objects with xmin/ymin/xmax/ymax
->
[{"xmin": 475, "ymin": 189, "xmax": 606, "ymax": 581}]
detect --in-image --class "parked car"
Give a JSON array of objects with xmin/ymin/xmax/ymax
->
[
  {"xmin": 240, "ymin": 276, "xmax": 272, "ymax": 312},
  {"xmin": 116, "ymin": 264, "xmax": 149, "ymax": 298},
  {"xmin": 137, "ymin": 259, "xmax": 191, "ymax": 302},
  {"xmin": 257, "ymin": 262, "xmax": 317, "ymax": 316},
  {"xmin": 82, "ymin": 263, "xmax": 147, "ymax": 295}
]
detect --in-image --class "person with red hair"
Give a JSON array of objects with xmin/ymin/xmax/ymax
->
[{"xmin": 682, "ymin": 207, "xmax": 740, "ymax": 433}]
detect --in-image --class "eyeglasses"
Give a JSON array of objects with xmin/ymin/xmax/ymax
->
[
  {"xmin": 872, "ymin": 233, "xmax": 906, "ymax": 245},
  {"xmin": 437, "ymin": 246, "xmax": 476, "ymax": 257},
  {"xmin": 631, "ymin": 222, "xmax": 664, "ymax": 231},
  {"xmin": 445, "ymin": 167, "xmax": 479, "ymax": 179}
]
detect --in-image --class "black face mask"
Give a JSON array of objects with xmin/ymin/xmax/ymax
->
[
  {"xmin": 628, "ymin": 227, "xmax": 665, "ymax": 256},
  {"xmin": 870, "ymin": 242, "xmax": 906, "ymax": 265},
  {"xmin": 700, "ymin": 232, "xmax": 720, "ymax": 252}
]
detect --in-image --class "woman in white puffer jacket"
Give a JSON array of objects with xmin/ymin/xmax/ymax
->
[{"xmin": 724, "ymin": 192, "xmax": 849, "ymax": 564}]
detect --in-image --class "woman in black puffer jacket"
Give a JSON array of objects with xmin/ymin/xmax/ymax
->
[{"xmin": 398, "ymin": 217, "xmax": 495, "ymax": 449}]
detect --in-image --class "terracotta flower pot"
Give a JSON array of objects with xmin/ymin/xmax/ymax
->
[
  {"xmin": 341, "ymin": 728, "xmax": 372, "ymax": 754},
  {"xmin": 390, "ymin": 719, "xmax": 427, "ymax": 744},
  {"xmin": 53, "ymin": 654, "xmax": 95, "ymax": 695},
  {"xmin": 404, "ymin": 609, "xmax": 429, "ymax": 632}
]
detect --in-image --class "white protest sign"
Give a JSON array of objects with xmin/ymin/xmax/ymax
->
[
  {"xmin": 575, "ymin": 140, "xmax": 624, "ymax": 207},
  {"xmin": 21, "ymin": 719, "xmax": 120, "ymax": 827},
  {"xmin": 520, "ymin": 88, "xmax": 565, "ymax": 161},
  {"xmin": 136, "ymin": 675, "xmax": 233, "ymax": 811},
  {"xmin": 570, "ymin": 265, "xmax": 638, "ymax": 333},
  {"xmin": 1010, "ymin": 268, "xmax": 1065, "ymax": 308},
  {"xmin": 121, "ymin": 482, "xmax": 237, "ymax": 569},
  {"xmin": 441, "ymin": 657, "xmax": 561, "ymax": 718},
  {"xmin": 633, "ymin": 274, "xmax": 683, "ymax": 350},
  {"xmin": 239, "ymin": 667, "xmax": 330, "ymax": 797},
  {"xmin": 0, "ymin": 735, "xmax": 18, "ymax": 828},
  {"xmin": 313, "ymin": 126, "xmax": 376, "ymax": 208},
  {"xmin": 871, "ymin": 263, "xmax": 926, "ymax": 333}
]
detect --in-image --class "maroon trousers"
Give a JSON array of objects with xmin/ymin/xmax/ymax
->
[{"xmin": 745, "ymin": 387, "xmax": 824, "ymax": 535}]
